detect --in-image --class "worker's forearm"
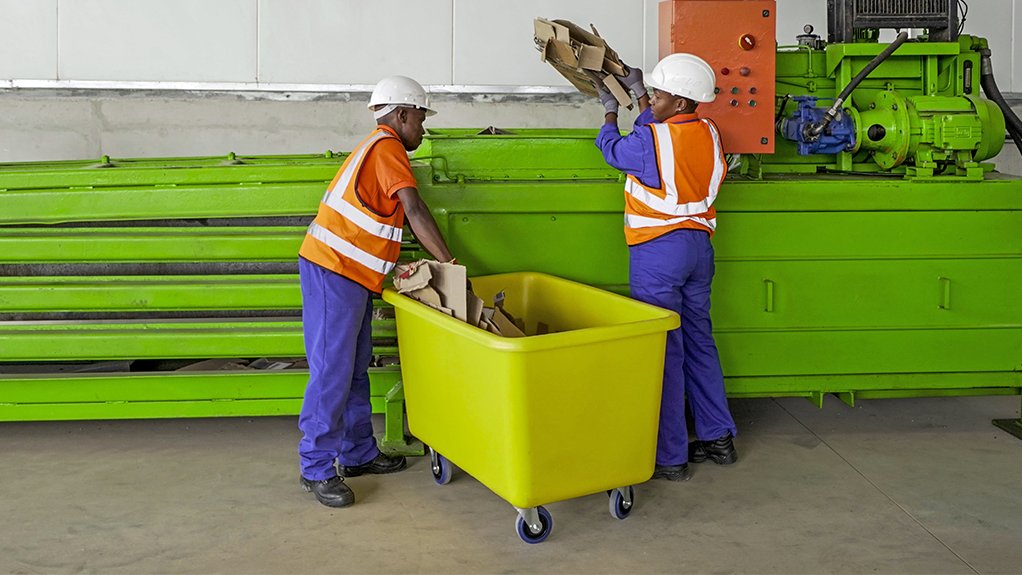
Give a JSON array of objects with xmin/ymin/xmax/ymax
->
[
  {"xmin": 604, "ymin": 112, "xmax": 618, "ymax": 126},
  {"xmin": 397, "ymin": 187, "xmax": 455, "ymax": 262},
  {"xmin": 409, "ymin": 216, "xmax": 453, "ymax": 263},
  {"xmin": 405, "ymin": 206, "xmax": 453, "ymax": 262},
  {"xmin": 637, "ymin": 93, "xmax": 650, "ymax": 112}
]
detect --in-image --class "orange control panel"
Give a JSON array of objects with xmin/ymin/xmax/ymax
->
[{"xmin": 659, "ymin": 0, "xmax": 776, "ymax": 154}]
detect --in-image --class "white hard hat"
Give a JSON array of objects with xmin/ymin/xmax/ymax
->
[
  {"xmin": 646, "ymin": 53, "xmax": 716, "ymax": 103},
  {"xmin": 368, "ymin": 75, "xmax": 436, "ymax": 119}
]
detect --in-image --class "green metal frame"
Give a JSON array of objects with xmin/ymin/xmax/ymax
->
[
  {"xmin": 2, "ymin": 147, "xmax": 1019, "ymax": 432},
  {"xmin": 0, "ymin": 154, "xmax": 425, "ymax": 455},
  {"xmin": 1, "ymin": 35, "xmax": 1020, "ymax": 434},
  {"xmin": 0, "ymin": 370, "xmax": 413, "ymax": 452}
]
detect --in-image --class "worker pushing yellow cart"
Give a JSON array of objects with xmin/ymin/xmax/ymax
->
[{"xmin": 383, "ymin": 272, "xmax": 680, "ymax": 543}]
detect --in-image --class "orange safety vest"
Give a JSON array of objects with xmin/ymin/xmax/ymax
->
[
  {"xmin": 299, "ymin": 128, "xmax": 406, "ymax": 293},
  {"xmin": 623, "ymin": 115, "xmax": 727, "ymax": 245}
]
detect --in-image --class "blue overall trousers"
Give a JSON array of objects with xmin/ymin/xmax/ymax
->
[
  {"xmin": 629, "ymin": 229, "xmax": 737, "ymax": 466},
  {"xmin": 297, "ymin": 257, "xmax": 380, "ymax": 480}
]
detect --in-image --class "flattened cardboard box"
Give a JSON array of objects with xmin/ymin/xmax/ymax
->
[
  {"xmin": 393, "ymin": 260, "xmax": 467, "ymax": 322},
  {"xmin": 534, "ymin": 17, "xmax": 631, "ymax": 108},
  {"xmin": 394, "ymin": 261, "xmax": 544, "ymax": 338}
]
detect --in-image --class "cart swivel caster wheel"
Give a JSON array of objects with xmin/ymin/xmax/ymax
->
[
  {"xmin": 429, "ymin": 447, "xmax": 452, "ymax": 485},
  {"xmin": 515, "ymin": 506, "xmax": 553, "ymax": 544},
  {"xmin": 609, "ymin": 486, "xmax": 634, "ymax": 520}
]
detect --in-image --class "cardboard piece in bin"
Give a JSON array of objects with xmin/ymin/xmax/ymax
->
[
  {"xmin": 394, "ymin": 260, "xmax": 468, "ymax": 322},
  {"xmin": 393, "ymin": 262, "xmax": 537, "ymax": 338},
  {"xmin": 490, "ymin": 306, "xmax": 525, "ymax": 338},
  {"xmin": 486, "ymin": 290, "xmax": 527, "ymax": 337},
  {"xmin": 407, "ymin": 286, "xmax": 452, "ymax": 316},
  {"xmin": 533, "ymin": 17, "xmax": 631, "ymax": 109},
  {"xmin": 467, "ymin": 291, "xmax": 484, "ymax": 327},
  {"xmin": 478, "ymin": 307, "xmax": 500, "ymax": 335}
]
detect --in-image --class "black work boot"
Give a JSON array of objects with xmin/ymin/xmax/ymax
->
[
  {"xmin": 300, "ymin": 475, "xmax": 355, "ymax": 508},
  {"xmin": 651, "ymin": 463, "xmax": 692, "ymax": 482},
  {"xmin": 689, "ymin": 432, "xmax": 737, "ymax": 465},
  {"xmin": 340, "ymin": 453, "xmax": 407, "ymax": 477}
]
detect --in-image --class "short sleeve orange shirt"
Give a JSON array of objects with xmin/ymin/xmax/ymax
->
[{"xmin": 349, "ymin": 125, "xmax": 418, "ymax": 216}]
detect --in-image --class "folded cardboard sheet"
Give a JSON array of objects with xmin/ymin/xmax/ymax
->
[
  {"xmin": 533, "ymin": 17, "xmax": 631, "ymax": 108},
  {"xmin": 394, "ymin": 261, "xmax": 534, "ymax": 338}
]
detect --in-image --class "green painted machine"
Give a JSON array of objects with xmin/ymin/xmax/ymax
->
[
  {"xmin": 0, "ymin": 0, "xmax": 1019, "ymax": 438},
  {"xmin": 770, "ymin": 33, "xmax": 1007, "ymax": 180}
]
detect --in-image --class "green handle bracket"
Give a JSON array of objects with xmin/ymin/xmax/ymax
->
[{"xmin": 939, "ymin": 276, "xmax": 951, "ymax": 310}]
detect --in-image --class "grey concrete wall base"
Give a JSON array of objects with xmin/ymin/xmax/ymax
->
[
  {"xmin": 0, "ymin": 89, "xmax": 621, "ymax": 162},
  {"xmin": 1, "ymin": 89, "xmax": 1020, "ymax": 178}
]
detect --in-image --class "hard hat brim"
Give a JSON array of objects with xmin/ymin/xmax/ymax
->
[{"xmin": 646, "ymin": 77, "xmax": 716, "ymax": 103}]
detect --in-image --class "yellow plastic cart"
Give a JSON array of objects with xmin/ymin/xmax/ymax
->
[{"xmin": 382, "ymin": 272, "xmax": 679, "ymax": 543}]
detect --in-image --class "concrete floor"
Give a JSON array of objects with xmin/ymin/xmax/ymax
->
[{"xmin": 2, "ymin": 395, "xmax": 1020, "ymax": 574}]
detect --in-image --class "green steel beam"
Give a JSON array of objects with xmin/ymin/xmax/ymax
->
[
  {"xmin": 5, "ymin": 169, "xmax": 1022, "ymax": 227},
  {"xmin": 0, "ymin": 370, "xmax": 395, "ymax": 405},
  {"xmin": 0, "ymin": 275, "xmax": 301, "ymax": 312},
  {"xmin": 0, "ymin": 183, "xmax": 327, "ymax": 225},
  {"xmin": 0, "ymin": 228, "xmax": 428, "ymax": 265},
  {"xmin": 416, "ymin": 128, "xmax": 620, "ymax": 181},
  {"xmin": 0, "ymin": 227, "xmax": 305, "ymax": 264},
  {"xmin": 0, "ymin": 156, "xmax": 342, "ymax": 191},
  {"xmin": 724, "ymin": 371, "xmax": 1022, "ymax": 396},
  {"xmin": 0, "ymin": 399, "xmax": 303, "ymax": 420},
  {"xmin": 849, "ymin": 387, "xmax": 1020, "ymax": 399},
  {"xmin": 0, "ymin": 152, "xmax": 345, "ymax": 171},
  {"xmin": 0, "ymin": 320, "xmax": 396, "ymax": 361}
]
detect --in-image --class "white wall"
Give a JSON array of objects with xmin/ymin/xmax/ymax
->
[
  {"xmin": 0, "ymin": 0, "xmax": 1019, "ymax": 167},
  {"xmin": 1, "ymin": 0, "xmax": 1018, "ymax": 91}
]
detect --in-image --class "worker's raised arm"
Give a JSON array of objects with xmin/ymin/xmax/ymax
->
[{"xmin": 396, "ymin": 186, "xmax": 454, "ymax": 263}]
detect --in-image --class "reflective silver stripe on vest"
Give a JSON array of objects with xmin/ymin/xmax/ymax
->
[
  {"xmin": 624, "ymin": 121, "xmax": 724, "ymax": 218},
  {"xmin": 307, "ymin": 221, "xmax": 396, "ymax": 275},
  {"xmin": 331, "ymin": 196, "xmax": 403, "ymax": 242},
  {"xmin": 703, "ymin": 119, "xmax": 725, "ymax": 206},
  {"xmin": 320, "ymin": 130, "xmax": 403, "ymax": 243},
  {"xmin": 321, "ymin": 130, "xmax": 388, "ymax": 204},
  {"xmin": 624, "ymin": 212, "xmax": 717, "ymax": 231}
]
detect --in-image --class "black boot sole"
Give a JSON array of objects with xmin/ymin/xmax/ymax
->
[
  {"xmin": 705, "ymin": 451, "xmax": 738, "ymax": 465},
  {"xmin": 300, "ymin": 477, "xmax": 355, "ymax": 508}
]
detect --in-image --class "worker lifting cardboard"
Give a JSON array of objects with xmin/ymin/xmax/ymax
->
[{"xmin": 533, "ymin": 17, "xmax": 632, "ymax": 109}]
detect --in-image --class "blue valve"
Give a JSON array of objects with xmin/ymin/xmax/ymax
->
[{"xmin": 780, "ymin": 96, "xmax": 856, "ymax": 156}]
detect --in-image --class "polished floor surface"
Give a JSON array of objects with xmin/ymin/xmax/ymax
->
[{"xmin": 2, "ymin": 395, "xmax": 1020, "ymax": 574}]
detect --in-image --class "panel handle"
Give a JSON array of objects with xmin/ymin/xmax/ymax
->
[
  {"xmin": 938, "ymin": 276, "xmax": 951, "ymax": 310},
  {"xmin": 763, "ymin": 279, "xmax": 775, "ymax": 312}
]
